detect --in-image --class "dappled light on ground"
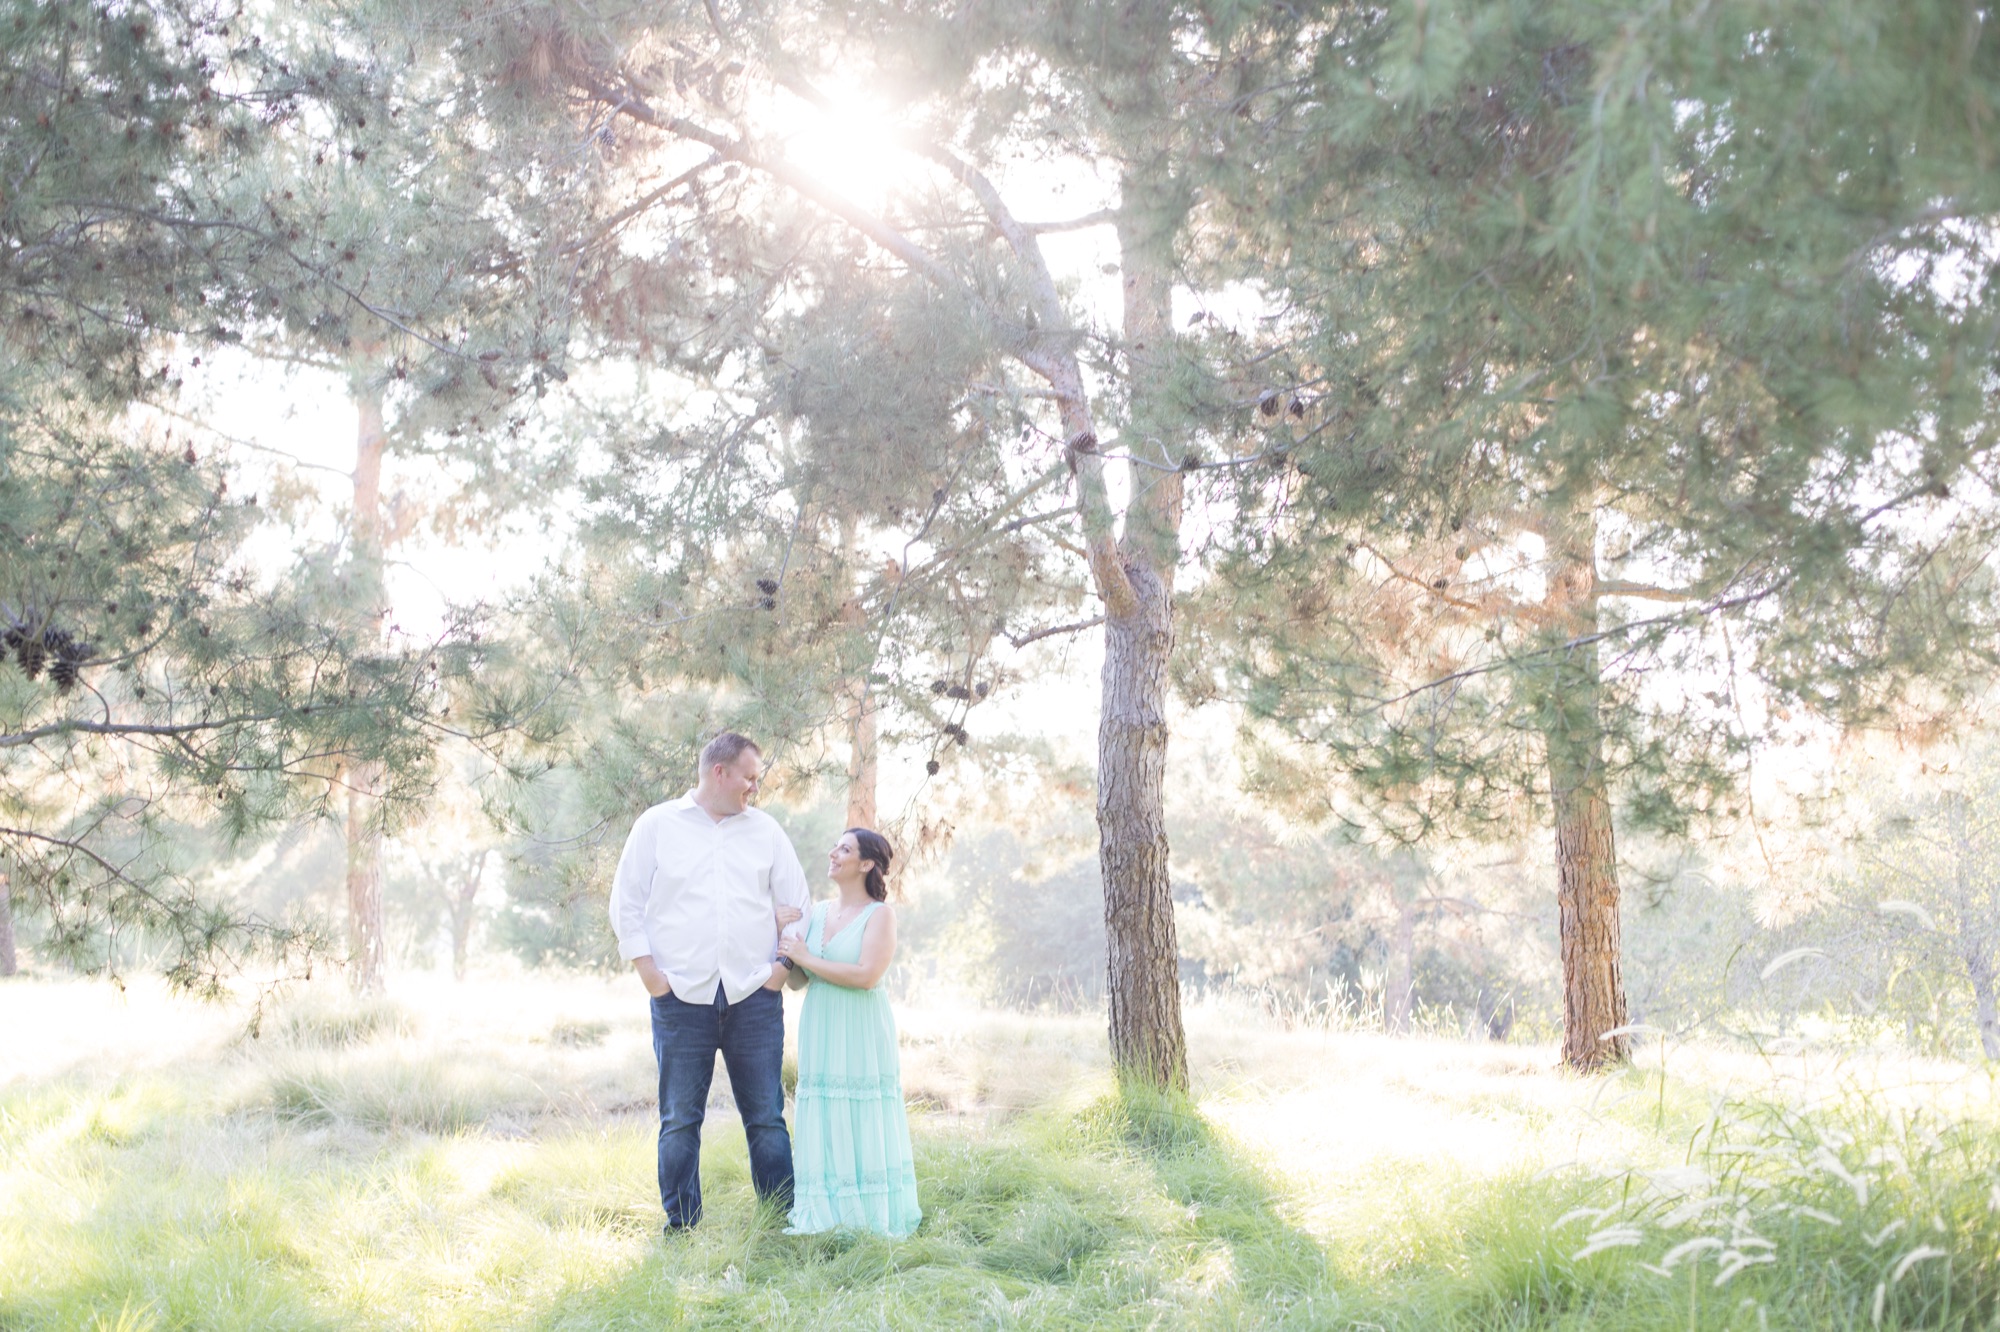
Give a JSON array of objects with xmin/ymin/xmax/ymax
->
[{"xmin": 4, "ymin": 975, "xmax": 1998, "ymax": 1328}]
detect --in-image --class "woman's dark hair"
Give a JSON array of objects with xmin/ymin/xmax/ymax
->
[{"xmin": 846, "ymin": 827, "xmax": 893, "ymax": 902}]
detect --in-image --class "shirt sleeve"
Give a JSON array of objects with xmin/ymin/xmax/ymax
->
[
  {"xmin": 609, "ymin": 810, "xmax": 657, "ymax": 961},
  {"xmin": 772, "ymin": 826, "xmax": 812, "ymax": 942}
]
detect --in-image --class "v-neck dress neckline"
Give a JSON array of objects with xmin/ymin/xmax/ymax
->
[{"xmin": 817, "ymin": 900, "xmax": 877, "ymax": 950}]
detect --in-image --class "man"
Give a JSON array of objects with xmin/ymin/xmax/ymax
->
[{"xmin": 609, "ymin": 731, "xmax": 811, "ymax": 1231}]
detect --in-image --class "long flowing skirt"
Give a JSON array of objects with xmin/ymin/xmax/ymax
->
[{"xmin": 786, "ymin": 979, "xmax": 922, "ymax": 1237}]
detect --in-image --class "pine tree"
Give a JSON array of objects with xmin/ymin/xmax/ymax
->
[
  {"xmin": 0, "ymin": 0, "xmax": 575, "ymax": 988},
  {"xmin": 435, "ymin": 0, "xmax": 1318, "ymax": 1088},
  {"xmin": 1205, "ymin": 0, "xmax": 2000, "ymax": 1070},
  {"xmin": 187, "ymin": 0, "xmax": 599, "ymax": 992}
]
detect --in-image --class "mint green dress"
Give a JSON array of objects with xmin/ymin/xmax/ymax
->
[{"xmin": 787, "ymin": 900, "xmax": 922, "ymax": 1237}]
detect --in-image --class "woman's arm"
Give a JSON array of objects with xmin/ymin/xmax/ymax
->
[
  {"xmin": 762, "ymin": 903, "xmax": 807, "ymax": 990},
  {"xmin": 778, "ymin": 906, "xmax": 897, "ymax": 990}
]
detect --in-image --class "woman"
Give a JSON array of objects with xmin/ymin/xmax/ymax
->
[{"xmin": 776, "ymin": 827, "xmax": 922, "ymax": 1237}]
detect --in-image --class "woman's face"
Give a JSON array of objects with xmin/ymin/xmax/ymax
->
[{"xmin": 827, "ymin": 833, "xmax": 863, "ymax": 881}]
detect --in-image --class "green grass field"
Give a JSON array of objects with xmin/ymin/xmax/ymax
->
[{"xmin": 3, "ymin": 974, "xmax": 1998, "ymax": 1330}]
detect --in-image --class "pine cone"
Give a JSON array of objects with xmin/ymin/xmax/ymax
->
[
  {"xmin": 50, "ymin": 635, "xmax": 91, "ymax": 694},
  {"xmin": 755, "ymin": 577, "xmax": 779, "ymax": 595},
  {"xmin": 14, "ymin": 632, "xmax": 45, "ymax": 680}
]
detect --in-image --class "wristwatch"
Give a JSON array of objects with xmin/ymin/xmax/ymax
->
[{"xmin": 777, "ymin": 956, "xmax": 796, "ymax": 971}]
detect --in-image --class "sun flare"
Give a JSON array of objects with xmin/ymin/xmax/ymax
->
[{"xmin": 775, "ymin": 92, "xmax": 923, "ymax": 213}]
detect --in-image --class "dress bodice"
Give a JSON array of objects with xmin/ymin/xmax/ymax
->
[{"xmin": 808, "ymin": 900, "xmax": 879, "ymax": 966}]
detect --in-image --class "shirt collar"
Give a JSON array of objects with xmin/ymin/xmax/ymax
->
[{"xmin": 672, "ymin": 790, "xmax": 747, "ymax": 822}]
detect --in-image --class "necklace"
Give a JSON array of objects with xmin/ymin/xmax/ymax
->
[{"xmin": 823, "ymin": 898, "xmax": 870, "ymax": 941}]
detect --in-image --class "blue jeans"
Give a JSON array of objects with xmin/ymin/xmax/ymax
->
[{"xmin": 650, "ymin": 986, "xmax": 793, "ymax": 1228}]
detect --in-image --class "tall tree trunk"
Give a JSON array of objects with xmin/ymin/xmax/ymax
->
[
  {"xmin": 1966, "ymin": 947, "xmax": 2000, "ymax": 1061},
  {"xmin": 345, "ymin": 370, "xmax": 388, "ymax": 995},
  {"xmin": 845, "ymin": 680, "xmax": 878, "ymax": 831},
  {"xmin": 838, "ymin": 519, "xmax": 879, "ymax": 831},
  {"xmin": 1544, "ymin": 508, "xmax": 1628, "ymax": 1071},
  {"xmin": 450, "ymin": 893, "xmax": 473, "ymax": 981},
  {"xmin": 345, "ymin": 769, "xmax": 386, "ymax": 992},
  {"xmin": 1096, "ymin": 145, "xmax": 1190, "ymax": 1092},
  {"xmin": 1385, "ymin": 894, "xmax": 1415, "ymax": 1035},
  {"xmin": 449, "ymin": 852, "xmax": 486, "ymax": 982},
  {"xmin": 1944, "ymin": 799, "xmax": 1999, "ymax": 1059},
  {"xmin": 0, "ymin": 872, "xmax": 17, "ymax": 977},
  {"xmin": 1098, "ymin": 568, "xmax": 1185, "ymax": 1087}
]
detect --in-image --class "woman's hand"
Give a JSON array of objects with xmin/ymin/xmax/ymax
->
[
  {"xmin": 777, "ymin": 934, "xmax": 810, "ymax": 966},
  {"xmin": 775, "ymin": 905, "xmax": 803, "ymax": 930}
]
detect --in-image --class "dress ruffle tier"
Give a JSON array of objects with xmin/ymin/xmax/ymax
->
[{"xmin": 786, "ymin": 902, "xmax": 923, "ymax": 1238}]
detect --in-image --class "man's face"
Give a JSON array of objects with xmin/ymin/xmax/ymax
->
[{"xmin": 711, "ymin": 750, "xmax": 761, "ymax": 812}]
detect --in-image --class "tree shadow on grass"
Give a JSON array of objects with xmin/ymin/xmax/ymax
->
[
  {"xmin": 524, "ymin": 1091, "xmax": 1342, "ymax": 1330},
  {"xmin": 521, "ymin": 1080, "xmax": 1679, "ymax": 1330},
  {"xmin": 1080, "ymin": 1079, "xmax": 1337, "ymax": 1320}
]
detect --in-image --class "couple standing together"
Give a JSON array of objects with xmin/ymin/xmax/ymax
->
[{"xmin": 607, "ymin": 732, "xmax": 922, "ymax": 1237}]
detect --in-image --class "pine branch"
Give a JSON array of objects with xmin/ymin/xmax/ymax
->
[
  {"xmin": 146, "ymin": 403, "xmax": 352, "ymax": 478},
  {"xmin": 1593, "ymin": 579, "xmax": 1699, "ymax": 603},
  {"xmin": 0, "ymin": 712, "xmax": 296, "ymax": 750},
  {"xmin": 1362, "ymin": 585, "xmax": 1785, "ymax": 715},
  {"xmin": 1022, "ymin": 209, "xmax": 1118, "ymax": 233},
  {"xmin": 586, "ymin": 72, "xmax": 1140, "ymax": 618},
  {"xmin": 582, "ymin": 75, "xmax": 966, "ymax": 294},
  {"xmin": 1354, "ymin": 540, "xmax": 1485, "ymax": 613},
  {"xmin": 1008, "ymin": 616, "xmax": 1106, "ymax": 648}
]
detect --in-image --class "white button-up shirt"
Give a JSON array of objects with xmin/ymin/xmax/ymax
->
[{"xmin": 608, "ymin": 793, "xmax": 812, "ymax": 1005}]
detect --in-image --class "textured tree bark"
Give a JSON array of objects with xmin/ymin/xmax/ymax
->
[
  {"xmin": 1544, "ymin": 509, "xmax": 1628, "ymax": 1072},
  {"xmin": 0, "ymin": 872, "xmax": 17, "ymax": 977},
  {"xmin": 1097, "ymin": 154, "xmax": 1189, "ymax": 1092},
  {"xmin": 345, "ymin": 371, "xmax": 389, "ymax": 995},
  {"xmin": 1098, "ymin": 559, "xmax": 1188, "ymax": 1088}
]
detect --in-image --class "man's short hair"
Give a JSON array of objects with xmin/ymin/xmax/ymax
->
[{"xmin": 700, "ymin": 731, "xmax": 762, "ymax": 773}]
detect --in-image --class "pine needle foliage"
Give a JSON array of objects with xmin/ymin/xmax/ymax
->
[
  {"xmin": 1195, "ymin": 0, "xmax": 2000, "ymax": 1067},
  {"xmin": 0, "ymin": 0, "xmax": 583, "ymax": 989}
]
